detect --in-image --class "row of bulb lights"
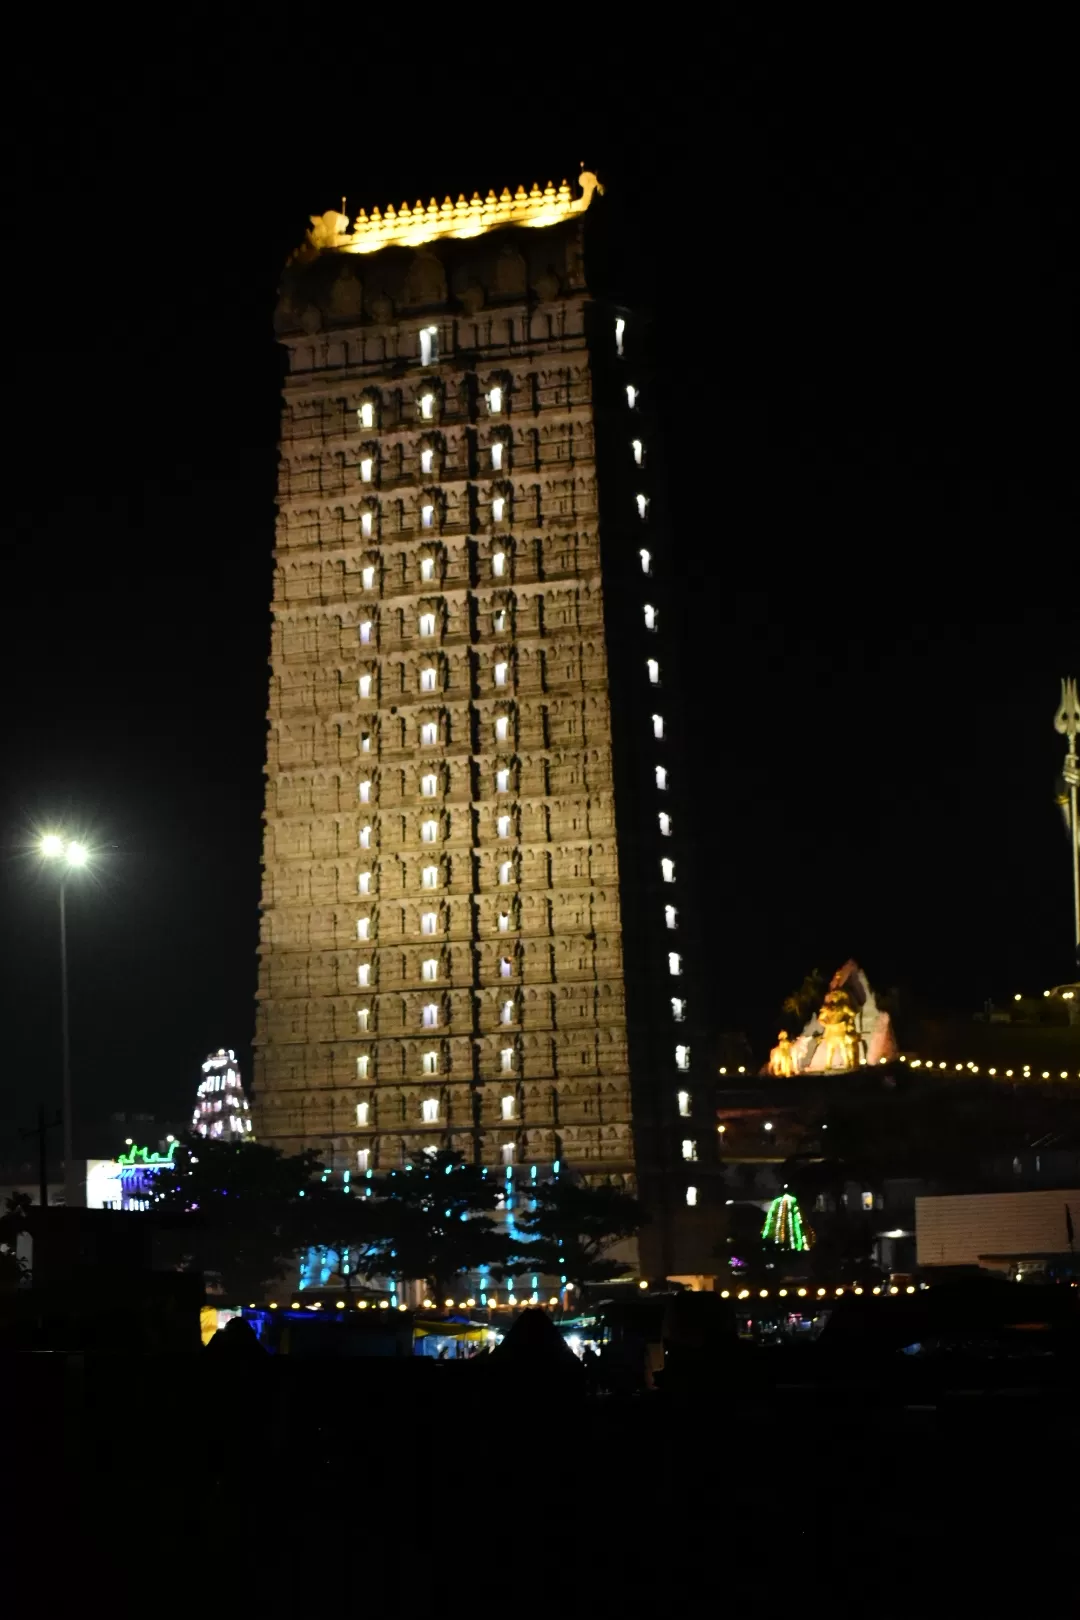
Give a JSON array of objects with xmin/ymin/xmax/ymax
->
[{"xmin": 259, "ymin": 1283, "xmax": 920, "ymax": 1313}]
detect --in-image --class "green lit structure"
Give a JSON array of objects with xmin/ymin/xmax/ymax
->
[{"xmin": 761, "ymin": 1191, "xmax": 809, "ymax": 1251}]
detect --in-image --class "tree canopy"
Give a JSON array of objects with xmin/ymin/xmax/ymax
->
[{"xmin": 514, "ymin": 1178, "xmax": 644, "ymax": 1291}]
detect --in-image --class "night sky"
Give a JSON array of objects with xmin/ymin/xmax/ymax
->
[{"xmin": 2, "ymin": 23, "xmax": 1074, "ymax": 1156}]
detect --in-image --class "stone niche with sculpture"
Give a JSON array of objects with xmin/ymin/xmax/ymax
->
[{"xmin": 768, "ymin": 960, "xmax": 898, "ymax": 1076}]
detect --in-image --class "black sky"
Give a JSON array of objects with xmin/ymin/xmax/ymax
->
[{"xmin": 1, "ymin": 19, "xmax": 1074, "ymax": 1155}]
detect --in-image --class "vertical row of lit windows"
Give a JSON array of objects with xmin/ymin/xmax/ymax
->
[{"xmin": 622, "ymin": 319, "xmax": 697, "ymax": 1200}]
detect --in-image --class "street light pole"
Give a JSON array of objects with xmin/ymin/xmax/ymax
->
[
  {"xmin": 39, "ymin": 833, "xmax": 89, "ymax": 1208},
  {"xmin": 59, "ymin": 879, "xmax": 74, "ymax": 1205}
]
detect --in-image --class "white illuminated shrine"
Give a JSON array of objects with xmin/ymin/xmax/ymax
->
[{"xmin": 192, "ymin": 1049, "xmax": 254, "ymax": 1140}]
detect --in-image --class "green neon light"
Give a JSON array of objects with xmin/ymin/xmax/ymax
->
[
  {"xmin": 761, "ymin": 1192, "xmax": 809, "ymax": 1252},
  {"xmin": 117, "ymin": 1140, "xmax": 180, "ymax": 1169}
]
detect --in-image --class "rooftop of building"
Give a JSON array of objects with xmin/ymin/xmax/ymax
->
[{"xmin": 300, "ymin": 171, "xmax": 602, "ymax": 261}]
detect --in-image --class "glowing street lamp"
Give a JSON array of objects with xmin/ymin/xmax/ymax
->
[{"xmin": 39, "ymin": 833, "xmax": 92, "ymax": 1206}]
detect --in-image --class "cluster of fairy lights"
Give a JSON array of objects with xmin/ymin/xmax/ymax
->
[
  {"xmin": 718, "ymin": 1053, "xmax": 1080, "ymax": 1082},
  {"xmin": 255, "ymin": 1282, "xmax": 926, "ymax": 1314},
  {"xmin": 761, "ymin": 1192, "xmax": 809, "ymax": 1251}
]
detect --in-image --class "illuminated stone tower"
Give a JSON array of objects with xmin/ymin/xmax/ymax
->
[{"xmin": 255, "ymin": 175, "xmax": 710, "ymax": 1273}]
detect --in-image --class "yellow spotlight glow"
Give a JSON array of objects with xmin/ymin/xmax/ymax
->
[
  {"xmin": 817, "ymin": 1288, "xmax": 826, "ymax": 1297},
  {"xmin": 778, "ymin": 1288, "xmax": 788, "ymax": 1298},
  {"xmin": 720, "ymin": 1289, "xmax": 730, "ymax": 1298},
  {"xmin": 889, "ymin": 1286, "xmax": 899, "ymax": 1295},
  {"xmin": 738, "ymin": 1288, "xmax": 750, "ymax": 1299},
  {"xmin": 905, "ymin": 1285, "xmax": 916, "ymax": 1294},
  {"xmin": 67, "ymin": 841, "xmax": 89, "ymax": 866},
  {"xmin": 797, "ymin": 1287, "xmax": 807, "ymax": 1297},
  {"xmin": 40, "ymin": 834, "xmax": 64, "ymax": 857},
  {"xmin": 872, "ymin": 1286, "xmax": 881, "ymax": 1295},
  {"xmin": 638, "ymin": 1280, "xmax": 649, "ymax": 1290},
  {"xmin": 835, "ymin": 1287, "xmax": 844, "ymax": 1296},
  {"xmin": 759, "ymin": 1289, "xmax": 768, "ymax": 1298},
  {"xmin": 854, "ymin": 1286, "xmax": 864, "ymax": 1295}
]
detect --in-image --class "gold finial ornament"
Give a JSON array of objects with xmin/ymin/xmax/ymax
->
[{"xmin": 303, "ymin": 170, "xmax": 603, "ymax": 258}]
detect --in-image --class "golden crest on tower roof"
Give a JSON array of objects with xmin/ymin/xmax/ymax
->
[{"xmin": 303, "ymin": 170, "xmax": 602, "ymax": 258}]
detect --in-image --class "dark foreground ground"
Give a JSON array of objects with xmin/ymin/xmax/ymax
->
[{"xmin": 7, "ymin": 1344, "xmax": 1077, "ymax": 1604}]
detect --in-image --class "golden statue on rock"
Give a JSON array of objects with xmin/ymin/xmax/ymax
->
[
  {"xmin": 769, "ymin": 1030, "xmax": 795, "ymax": 1077},
  {"xmin": 817, "ymin": 989, "xmax": 856, "ymax": 1071}
]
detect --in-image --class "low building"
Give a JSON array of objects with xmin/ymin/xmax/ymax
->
[{"xmin": 916, "ymin": 1188, "xmax": 1080, "ymax": 1274}]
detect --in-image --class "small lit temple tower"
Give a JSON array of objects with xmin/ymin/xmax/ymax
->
[
  {"xmin": 255, "ymin": 174, "xmax": 710, "ymax": 1273},
  {"xmin": 192, "ymin": 1049, "xmax": 253, "ymax": 1141}
]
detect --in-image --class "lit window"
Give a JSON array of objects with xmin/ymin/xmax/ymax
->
[
  {"xmin": 501, "ymin": 1141, "xmax": 515, "ymax": 1165},
  {"xmin": 626, "ymin": 385, "xmax": 638, "ymax": 409},
  {"xmin": 422, "ymin": 865, "xmax": 439, "ymax": 889},
  {"xmin": 357, "ymin": 1008, "xmax": 370, "ymax": 1031},
  {"xmin": 493, "ymin": 609, "xmax": 506, "ymax": 633},
  {"xmin": 422, "ymin": 1096, "xmax": 439, "ymax": 1122},
  {"xmin": 358, "ymin": 964, "xmax": 371, "ymax": 987},
  {"xmin": 361, "ymin": 513, "xmax": 374, "ymax": 540},
  {"xmin": 359, "ymin": 401, "xmax": 375, "ymax": 429},
  {"xmin": 500, "ymin": 999, "xmax": 514, "ymax": 1025},
  {"xmin": 647, "ymin": 659, "xmax": 659, "ymax": 684},
  {"xmin": 422, "ymin": 957, "xmax": 438, "ymax": 981},
  {"xmin": 661, "ymin": 858, "xmax": 675, "ymax": 883},
  {"xmin": 356, "ymin": 1098, "xmax": 369, "ymax": 1122},
  {"xmin": 357, "ymin": 917, "xmax": 371, "ymax": 941},
  {"xmin": 498, "ymin": 912, "xmax": 510, "ymax": 933},
  {"xmin": 492, "ymin": 497, "xmax": 505, "ymax": 524},
  {"xmin": 494, "ymin": 661, "xmax": 508, "ymax": 687},
  {"xmin": 676, "ymin": 1045, "xmax": 690, "ymax": 1071},
  {"xmin": 421, "ymin": 773, "xmax": 438, "ymax": 798},
  {"xmin": 492, "ymin": 550, "xmax": 506, "ymax": 577},
  {"xmin": 655, "ymin": 766, "xmax": 668, "ymax": 791},
  {"xmin": 644, "ymin": 603, "xmax": 657, "ymax": 630},
  {"xmin": 664, "ymin": 905, "xmax": 677, "ymax": 930},
  {"xmin": 421, "ymin": 507, "xmax": 434, "ymax": 533},
  {"xmin": 639, "ymin": 548, "xmax": 651, "ymax": 574},
  {"xmin": 357, "ymin": 1148, "xmax": 370, "ymax": 1173},
  {"xmin": 421, "ymin": 721, "xmax": 438, "ymax": 746},
  {"xmin": 422, "ymin": 1003, "xmax": 439, "ymax": 1029},
  {"xmin": 359, "ymin": 825, "xmax": 372, "ymax": 849},
  {"xmin": 421, "ymin": 819, "xmax": 437, "ymax": 844},
  {"xmin": 495, "ymin": 715, "xmax": 509, "ymax": 743},
  {"xmin": 359, "ymin": 780, "xmax": 372, "ymax": 803},
  {"xmin": 499, "ymin": 956, "xmax": 512, "ymax": 978},
  {"xmin": 497, "ymin": 814, "xmax": 511, "ymax": 838},
  {"xmin": 615, "ymin": 317, "xmax": 625, "ymax": 356},
  {"xmin": 420, "ymin": 325, "xmax": 438, "ymax": 365},
  {"xmin": 361, "ymin": 731, "xmax": 371, "ymax": 753},
  {"xmin": 501, "ymin": 1094, "xmax": 515, "ymax": 1121},
  {"xmin": 632, "ymin": 438, "xmax": 643, "ymax": 466},
  {"xmin": 686, "ymin": 1185, "xmax": 698, "ymax": 1207},
  {"xmin": 652, "ymin": 714, "xmax": 664, "ymax": 739},
  {"xmin": 681, "ymin": 1138, "xmax": 697, "ymax": 1161},
  {"xmin": 488, "ymin": 386, "xmax": 503, "ymax": 414},
  {"xmin": 422, "ymin": 1051, "xmax": 438, "ymax": 1075},
  {"xmin": 419, "ymin": 612, "xmax": 436, "ymax": 637},
  {"xmin": 358, "ymin": 674, "xmax": 373, "ymax": 698},
  {"xmin": 420, "ymin": 446, "xmax": 434, "ymax": 476},
  {"xmin": 668, "ymin": 952, "xmax": 682, "ymax": 976},
  {"xmin": 636, "ymin": 493, "xmax": 649, "ymax": 521},
  {"xmin": 677, "ymin": 1090, "xmax": 690, "ymax": 1117},
  {"xmin": 359, "ymin": 619, "xmax": 373, "ymax": 644},
  {"xmin": 362, "ymin": 564, "xmax": 375, "ymax": 589},
  {"xmin": 498, "ymin": 860, "xmax": 513, "ymax": 886},
  {"xmin": 420, "ymin": 666, "xmax": 436, "ymax": 693},
  {"xmin": 658, "ymin": 811, "xmax": 672, "ymax": 835},
  {"xmin": 421, "ymin": 911, "xmax": 437, "ymax": 935},
  {"xmin": 861, "ymin": 1191, "xmax": 874, "ymax": 1211},
  {"xmin": 491, "ymin": 440, "xmax": 504, "ymax": 471},
  {"xmin": 496, "ymin": 768, "xmax": 510, "ymax": 793},
  {"xmin": 420, "ymin": 553, "xmax": 434, "ymax": 579},
  {"xmin": 671, "ymin": 997, "xmax": 686, "ymax": 1021},
  {"xmin": 420, "ymin": 392, "xmax": 435, "ymax": 420},
  {"xmin": 500, "ymin": 1047, "xmax": 514, "ymax": 1073}
]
